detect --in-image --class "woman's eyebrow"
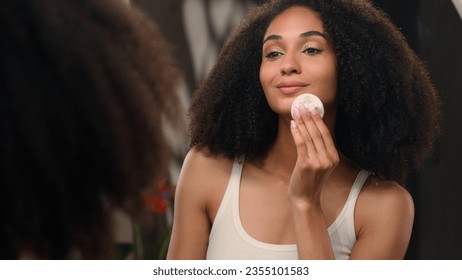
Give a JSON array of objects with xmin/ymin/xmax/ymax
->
[
  {"xmin": 263, "ymin": 30, "xmax": 327, "ymax": 44},
  {"xmin": 300, "ymin": 30, "xmax": 327, "ymax": 39},
  {"xmin": 263, "ymin": 34, "xmax": 281, "ymax": 44}
]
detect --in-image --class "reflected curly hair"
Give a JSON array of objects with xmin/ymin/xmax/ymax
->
[
  {"xmin": 189, "ymin": 0, "xmax": 441, "ymax": 184},
  {"xmin": 0, "ymin": 0, "xmax": 181, "ymax": 258}
]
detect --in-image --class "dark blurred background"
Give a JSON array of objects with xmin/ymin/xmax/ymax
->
[{"xmin": 132, "ymin": 0, "xmax": 462, "ymax": 259}]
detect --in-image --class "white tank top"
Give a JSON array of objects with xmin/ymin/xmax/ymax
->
[{"xmin": 206, "ymin": 157, "xmax": 371, "ymax": 260}]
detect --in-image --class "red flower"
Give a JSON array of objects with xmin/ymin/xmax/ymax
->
[{"xmin": 143, "ymin": 178, "xmax": 175, "ymax": 214}]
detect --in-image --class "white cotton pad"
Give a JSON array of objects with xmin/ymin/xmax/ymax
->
[{"xmin": 291, "ymin": 93, "xmax": 325, "ymax": 119}]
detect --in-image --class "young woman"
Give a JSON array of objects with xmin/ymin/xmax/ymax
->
[{"xmin": 167, "ymin": 0, "xmax": 440, "ymax": 260}]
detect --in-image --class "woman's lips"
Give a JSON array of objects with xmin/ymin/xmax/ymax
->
[{"xmin": 277, "ymin": 83, "xmax": 308, "ymax": 95}]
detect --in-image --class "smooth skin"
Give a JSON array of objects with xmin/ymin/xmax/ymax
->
[{"xmin": 167, "ymin": 6, "xmax": 414, "ymax": 260}]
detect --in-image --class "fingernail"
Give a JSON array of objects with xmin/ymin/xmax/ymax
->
[{"xmin": 290, "ymin": 120, "xmax": 297, "ymax": 128}]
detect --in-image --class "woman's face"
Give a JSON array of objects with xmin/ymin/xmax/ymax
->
[{"xmin": 260, "ymin": 6, "xmax": 337, "ymax": 118}]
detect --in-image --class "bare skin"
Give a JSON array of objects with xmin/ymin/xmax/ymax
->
[{"xmin": 167, "ymin": 6, "xmax": 414, "ymax": 260}]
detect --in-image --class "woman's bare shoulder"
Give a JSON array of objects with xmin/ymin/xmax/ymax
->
[
  {"xmin": 351, "ymin": 175, "xmax": 415, "ymax": 259},
  {"xmin": 356, "ymin": 174, "xmax": 414, "ymax": 225},
  {"xmin": 181, "ymin": 147, "xmax": 234, "ymax": 181},
  {"xmin": 176, "ymin": 147, "xmax": 234, "ymax": 200},
  {"xmin": 359, "ymin": 175, "xmax": 414, "ymax": 211},
  {"xmin": 175, "ymin": 147, "xmax": 235, "ymax": 222}
]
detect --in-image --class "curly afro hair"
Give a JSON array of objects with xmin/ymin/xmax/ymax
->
[{"xmin": 189, "ymin": 0, "xmax": 441, "ymax": 184}]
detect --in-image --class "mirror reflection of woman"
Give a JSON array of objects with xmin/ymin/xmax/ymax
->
[{"xmin": 167, "ymin": 0, "xmax": 441, "ymax": 260}]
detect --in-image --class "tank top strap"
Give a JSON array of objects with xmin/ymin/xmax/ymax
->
[
  {"xmin": 348, "ymin": 169, "xmax": 371, "ymax": 203},
  {"xmin": 208, "ymin": 157, "xmax": 244, "ymax": 239},
  {"xmin": 225, "ymin": 156, "xmax": 245, "ymax": 193},
  {"xmin": 232, "ymin": 156, "xmax": 245, "ymax": 182},
  {"xmin": 328, "ymin": 169, "xmax": 371, "ymax": 235}
]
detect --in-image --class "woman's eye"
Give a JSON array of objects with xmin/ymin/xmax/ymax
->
[
  {"xmin": 303, "ymin": 47, "xmax": 322, "ymax": 55},
  {"xmin": 265, "ymin": 51, "xmax": 282, "ymax": 59}
]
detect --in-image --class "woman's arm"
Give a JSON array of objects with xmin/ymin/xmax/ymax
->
[
  {"xmin": 350, "ymin": 179, "xmax": 414, "ymax": 259},
  {"xmin": 166, "ymin": 149, "xmax": 212, "ymax": 259},
  {"xmin": 167, "ymin": 148, "xmax": 233, "ymax": 259}
]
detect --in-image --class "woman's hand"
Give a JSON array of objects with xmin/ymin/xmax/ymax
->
[
  {"xmin": 288, "ymin": 105, "xmax": 339, "ymax": 259},
  {"xmin": 289, "ymin": 105, "xmax": 339, "ymax": 206}
]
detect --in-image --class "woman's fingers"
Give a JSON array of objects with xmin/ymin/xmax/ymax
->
[
  {"xmin": 290, "ymin": 120, "xmax": 309, "ymax": 160},
  {"xmin": 300, "ymin": 107, "xmax": 327, "ymax": 157},
  {"xmin": 295, "ymin": 106, "xmax": 317, "ymax": 155},
  {"xmin": 291, "ymin": 105, "xmax": 339, "ymax": 167}
]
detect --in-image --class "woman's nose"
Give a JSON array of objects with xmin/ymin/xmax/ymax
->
[{"xmin": 280, "ymin": 53, "xmax": 301, "ymax": 75}]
